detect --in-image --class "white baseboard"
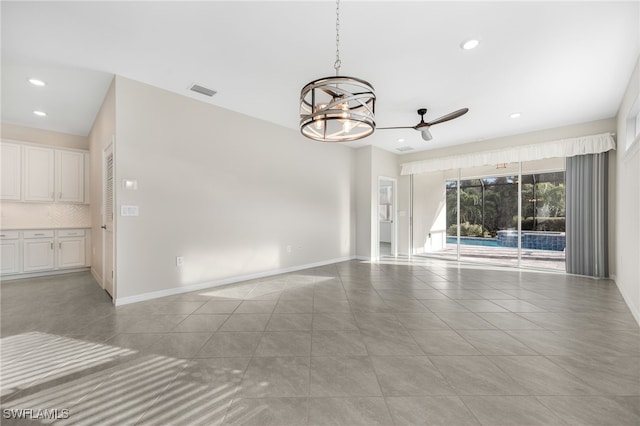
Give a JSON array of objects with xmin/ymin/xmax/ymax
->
[
  {"xmin": 114, "ymin": 256, "xmax": 356, "ymax": 306},
  {"xmin": 614, "ymin": 278, "xmax": 640, "ymax": 326},
  {"xmin": 91, "ymin": 267, "xmax": 104, "ymax": 288},
  {"xmin": 1, "ymin": 267, "xmax": 90, "ymax": 282}
]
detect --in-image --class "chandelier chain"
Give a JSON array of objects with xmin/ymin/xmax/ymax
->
[{"xmin": 334, "ymin": 0, "xmax": 341, "ymax": 74}]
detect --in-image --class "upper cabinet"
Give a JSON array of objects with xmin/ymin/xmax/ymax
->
[
  {"xmin": 23, "ymin": 145, "xmax": 55, "ymax": 202},
  {"xmin": 55, "ymin": 150, "xmax": 85, "ymax": 203},
  {"xmin": 1, "ymin": 141, "xmax": 89, "ymax": 204},
  {"xmin": 1, "ymin": 143, "xmax": 22, "ymax": 200}
]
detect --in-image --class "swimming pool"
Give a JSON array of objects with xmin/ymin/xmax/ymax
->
[
  {"xmin": 446, "ymin": 232, "xmax": 566, "ymax": 251},
  {"xmin": 446, "ymin": 236, "xmax": 499, "ymax": 247}
]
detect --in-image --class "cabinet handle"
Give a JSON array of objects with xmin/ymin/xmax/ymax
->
[
  {"xmin": 59, "ymin": 192, "xmax": 62, "ymax": 199},
  {"xmin": 35, "ymin": 233, "xmax": 45, "ymax": 236},
  {"xmin": 59, "ymin": 242, "xmax": 62, "ymax": 249},
  {"xmin": 0, "ymin": 235, "xmax": 5, "ymax": 237},
  {"xmin": 50, "ymin": 242, "xmax": 53, "ymax": 250}
]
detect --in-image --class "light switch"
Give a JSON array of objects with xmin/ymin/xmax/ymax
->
[
  {"xmin": 123, "ymin": 179, "xmax": 138, "ymax": 190},
  {"xmin": 121, "ymin": 205, "xmax": 139, "ymax": 216}
]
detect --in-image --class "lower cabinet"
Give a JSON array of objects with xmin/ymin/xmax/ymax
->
[
  {"xmin": 0, "ymin": 232, "xmax": 21, "ymax": 274},
  {"xmin": 23, "ymin": 232, "xmax": 55, "ymax": 272},
  {"xmin": 1, "ymin": 228, "xmax": 89, "ymax": 277},
  {"xmin": 57, "ymin": 230, "xmax": 86, "ymax": 269}
]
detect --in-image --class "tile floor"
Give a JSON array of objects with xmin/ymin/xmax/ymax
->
[{"xmin": 1, "ymin": 258, "xmax": 639, "ymax": 425}]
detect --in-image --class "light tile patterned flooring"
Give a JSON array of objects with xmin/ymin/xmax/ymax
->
[{"xmin": 1, "ymin": 257, "xmax": 639, "ymax": 425}]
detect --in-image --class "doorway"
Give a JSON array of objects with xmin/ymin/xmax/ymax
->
[{"xmin": 378, "ymin": 177, "xmax": 396, "ymax": 258}]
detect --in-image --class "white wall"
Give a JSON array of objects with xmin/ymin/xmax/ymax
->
[
  {"xmin": 615, "ymin": 55, "xmax": 640, "ymax": 323},
  {"xmin": 1, "ymin": 123, "xmax": 89, "ymax": 150},
  {"xmin": 413, "ymin": 171, "xmax": 447, "ymax": 254},
  {"xmin": 397, "ymin": 175, "xmax": 411, "ymax": 255},
  {"xmin": 113, "ymin": 76, "xmax": 354, "ymax": 301},
  {"xmin": 355, "ymin": 146, "xmax": 372, "ymax": 259}
]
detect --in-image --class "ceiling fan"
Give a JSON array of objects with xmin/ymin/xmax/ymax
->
[{"xmin": 378, "ymin": 107, "xmax": 469, "ymax": 141}]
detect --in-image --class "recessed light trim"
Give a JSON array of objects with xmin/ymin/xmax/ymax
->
[
  {"xmin": 28, "ymin": 78, "xmax": 46, "ymax": 87},
  {"xmin": 397, "ymin": 138, "xmax": 405, "ymax": 143},
  {"xmin": 33, "ymin": 110, "xmax": 47, "ymax": 117},
  {"xmin": 461, "ymin": 39, "xmax": 480, "ymax": 50},
  {"xmin": 510, "ymin": 112, "xmax": 522, "ymax": 119}
]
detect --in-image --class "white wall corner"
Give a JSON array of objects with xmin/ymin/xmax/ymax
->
[{"xmin": 614, "ymin": 278, "xmax": 640, "ymax": 326}]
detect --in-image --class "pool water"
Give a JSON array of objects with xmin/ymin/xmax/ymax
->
[{"xmin": 446, "ymin": 237, "xmax": 499, "ymax": 247}]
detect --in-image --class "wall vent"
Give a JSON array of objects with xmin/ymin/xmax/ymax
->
[
  {"xmin": 189, "ymin": 84, "xmax": 217, "ymax": 97},
  {"xmin": 396, "ymin": 146, "xmax": 414, "ymax": 152}
]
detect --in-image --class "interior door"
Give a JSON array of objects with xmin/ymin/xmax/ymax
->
[{"xmin": 103, "ymin": 144, "xmax": 115, "ymax": 298}]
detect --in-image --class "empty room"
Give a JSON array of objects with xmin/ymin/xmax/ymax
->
[{"xmin": 1, "ymin": 1, "xmax": 639, "ymax": 425}]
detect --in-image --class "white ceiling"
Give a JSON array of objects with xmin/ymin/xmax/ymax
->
[{"xmin": 2, "ymin": 1, "xmax": 639, "ymax": 154}]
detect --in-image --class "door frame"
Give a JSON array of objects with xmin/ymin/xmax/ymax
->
[
  {"xmin": 377, "ymin": 176, "xmax": 397, "ymax": 260},
  {"xmin": 102, "ymin": 141, "xmax": 115, "ymax": 300}
]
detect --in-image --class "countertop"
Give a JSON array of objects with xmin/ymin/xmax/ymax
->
[{"xmin": 1, "ymin": 226, "xmax": 91, "ymax": 231}]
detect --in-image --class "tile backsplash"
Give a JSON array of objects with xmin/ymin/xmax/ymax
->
[{"xmin": 0, "ymin": 202, "xmax": 91, "ymax": 229}]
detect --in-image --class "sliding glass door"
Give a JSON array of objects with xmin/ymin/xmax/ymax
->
[{"xmin": 415, "ymin": 158, "xmax": 566, "ymax": 271}]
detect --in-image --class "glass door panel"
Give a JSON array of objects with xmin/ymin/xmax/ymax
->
[
  {"xmin": 519, "ymin": 171, "xmax": 566, "ymax": 270},
  {"xmin": 458, "ymin": 174, "xmax": 520, "ymax": 267}
]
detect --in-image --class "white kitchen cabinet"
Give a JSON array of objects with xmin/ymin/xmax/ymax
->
[
  {"xmin": 56, "ymin": 229, "xmax": 86, "ymax": 269},
  {"xmin": 56, "ymin": 150, "xmax": 85, "ymax": 203},
  {"xmin": 23, "ymin": 145, "xmax": 55, "ymax": 202},
  {"xmin": 23, "ymin": 231, "xmax": 55, "ymax": 272},
  {"xmin": 0, "ymin": 232, "xmax": 21, "ymax": 274},
  {"xmin": 1, "ymin": 143, "xmax": 22, "ymax": 200},
  {"xmin": 3, "ymin": 141, "xmax": 88, "ymax": 204},
  {"xmin": 1, "ymin": 229, "xmax": 90, "ymax": 277}
]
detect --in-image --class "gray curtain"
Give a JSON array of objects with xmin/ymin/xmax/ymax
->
[{"xmin": 565, "ymin": 152, "xmax": 609, "ymax": 277}]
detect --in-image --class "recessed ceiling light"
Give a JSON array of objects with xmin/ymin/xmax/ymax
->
[
  {"xmin": 461, "ymin": 39, "xmax": 480, "ymax": 50},
  {"xmin": 28, "ymin": 78, "xmax": 46, "ymax": 86},
  {"xmin": 397, "ymin": 138, "xmax": 405, "ymax": 143},
  {"xmin": 510, "ymin": 112, "xmax": 522, "ymax": 119},
  {"xmin": 33, "ymin": 110, "xmax": 47, "ymax": 117}
]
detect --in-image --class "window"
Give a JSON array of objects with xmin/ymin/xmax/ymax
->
[{"xmin": 627, "ymin": 95, "xmax": 640, "ymax": 151}]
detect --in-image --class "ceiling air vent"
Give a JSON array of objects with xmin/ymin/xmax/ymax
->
[
  {"xmin": 189, "ymin": 84, "xmax": 217, "ymax": 97},
  {"xmin": 396, "ymin": 146, "xmax": 414, "ymax": 152}
]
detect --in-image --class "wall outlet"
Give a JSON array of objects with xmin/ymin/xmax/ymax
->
[
  {"xmin": 286, "ymin": 245, "xmax": 292, "ymax": 253},
  {"xmin": 176, "ymin": 256, "xmax": 184, "ymax": 266},
  {"xmin": 121, "ymin": 205, "xmax": 139, "ymax": 216}
]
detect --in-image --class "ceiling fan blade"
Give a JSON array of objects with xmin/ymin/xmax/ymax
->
[
  {"xmin": 426, "ymin": 108, "xmax": 469, "ymax": 126},
  {"xmin": 421, "ymin": 128, "xmax": 433, "ymax": 141},
  {"xmin": 378, "ymin": 126, "xmax": 415, "ymax": 130}
]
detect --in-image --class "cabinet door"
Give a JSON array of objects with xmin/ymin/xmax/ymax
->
[
  {"xmin": 1, "ymin": 143, "xmax": 22, "ymax": 200},
  {"xmin": 0, "ymin": 240, "xmax": 21, "ymax": 274},
  {"xmin": 23, "ymin": 239, "xmax": 55, "ymax": 272},
  {"xmin": 56, "ymin": 150, "xmax": 85, "ymax": 203},
  {"xmin": 57, "ymin": 237, "xmax": 85, "ymax": 269},
  {"xmin": 24, "ymin": 146, "xmax": 55, "ymax": 202}
]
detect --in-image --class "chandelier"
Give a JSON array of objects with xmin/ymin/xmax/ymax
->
[{"xmin": 299, "ymin": 0, "xmax": 376, "ymax": 142}]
